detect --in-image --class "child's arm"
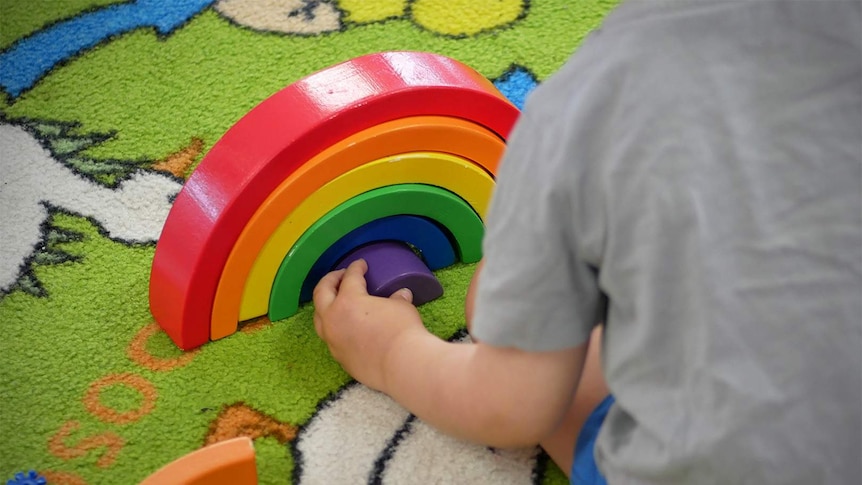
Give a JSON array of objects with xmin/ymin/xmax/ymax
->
[{"xmin": 313, "ymin": 259, "xmax": 589, "ymax": 448}]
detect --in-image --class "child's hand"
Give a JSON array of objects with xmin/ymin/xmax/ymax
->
[{"xmin": 313, "ymin": 258, "xmax": 427, "ymax": 392}]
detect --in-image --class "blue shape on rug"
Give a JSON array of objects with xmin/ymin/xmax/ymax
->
[
  {"xmin": 6, "ymin": 470, "xmax": 46, "ymax": 485},
  {"xmin": 0, "ymin": 0, "xmax": 215, "ymax": 98},
  {"xmin": 493, "ymin": 66, "xmax": 539, "ymax": 110}
]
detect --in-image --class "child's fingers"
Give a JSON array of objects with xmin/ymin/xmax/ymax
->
[
  {"xmin": 389, "ymin": 288, "xmax": 413, "ymax": 303},
  {"xmin": 339, "ymin": 259, "xmax": 369, "ymax": 296},
  {"xmin": 313, "ymin": 268, "xmax": 347, "ymax": 311}
]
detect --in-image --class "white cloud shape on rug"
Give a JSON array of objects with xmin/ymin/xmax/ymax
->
[
  {"xmin": 215, "ymin": 0, "xmax": 342, "ymax": 35},
  {"xmin": 294, "ymin": 339, "xmax": 540, "ymax": 484},
  {"xmin": 381, "ymin": 418, "xmax": 539, "ymax": 484},
  {"xmin": 0, "ymin": 123, "xmax": 182, "ymax": 293}
]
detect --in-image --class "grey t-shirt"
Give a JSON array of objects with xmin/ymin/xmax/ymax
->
[{"xmin": 470, "ymin": 1, "xmax": 862, "ymax": 483}]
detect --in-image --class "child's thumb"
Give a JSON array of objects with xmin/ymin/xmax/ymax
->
[{"xmin": 391, "ymin": 288, "xmax": 413, "ymax": 303}]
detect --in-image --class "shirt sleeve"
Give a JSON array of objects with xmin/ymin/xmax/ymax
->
[{"xmin": 469, "ymin": 88, "xmax": 607, "ymax": 352}]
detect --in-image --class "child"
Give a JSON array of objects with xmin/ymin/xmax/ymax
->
[{"xmin": 313, "ymin": 1, "xmax": 862, "ymax": 482}]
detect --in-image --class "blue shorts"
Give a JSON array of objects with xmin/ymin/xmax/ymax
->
[{"xmin": 570, "ymin": 395, "xmax": 614, "ymax": 485}]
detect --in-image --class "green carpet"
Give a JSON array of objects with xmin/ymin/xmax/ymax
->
[{"xmin": 0, "ymin": 1, "xmax": 618, "ymax": 483}]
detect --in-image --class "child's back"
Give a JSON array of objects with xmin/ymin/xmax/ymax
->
[{"xmin": 472, "ymin": 1, "xmax": 862, "ymax": 482}]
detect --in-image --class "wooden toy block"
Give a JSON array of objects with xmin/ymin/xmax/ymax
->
[
  {"xmin": 139, "ymin": 437, "xmax": 257, "ymax": 485},
  {"xmin": 299, "ymin": 215, "xmax": 455, "ymax": 303},
  {"xmin": 268, "ymin": 183, "xmax": 483, "ymax": 322},
  {"xmin": 150, "ymin": 51, "xmax": 518, "ymax": 350},
  {"xmin": 231, "ymin": 151, "xmax": 494, "ymax": 331},
  {"xmin": 335, "ymin": 241, "xmax": 444, "ymax": 305},
  {"xmin": 210, "ymin": 118, "xmax": 503, "ymax": 340}
]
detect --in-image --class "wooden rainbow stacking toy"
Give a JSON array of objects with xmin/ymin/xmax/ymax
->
[{"xmin": 149, "ymin": 51, "xmax": 520, "ymax": 350}]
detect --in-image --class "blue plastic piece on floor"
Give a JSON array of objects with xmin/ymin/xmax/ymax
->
[{"xmin": 6, "ymin": 470, "xmax": 46, "ymax": 485}]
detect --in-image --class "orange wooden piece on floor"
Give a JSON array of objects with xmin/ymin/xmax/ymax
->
[
  {"xmin": 149, "ymin": 51, "xmax": 519, "ymax": 350},
  {"xmin": 139, "ymin": 437, "xmax": 257, "ymax": 485},
  {"xmin": 210, "ymin": 115, "xmax": 504, "ymax": 340}
]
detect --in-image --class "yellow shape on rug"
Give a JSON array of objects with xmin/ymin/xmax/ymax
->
[
  {"xmin": 340, "ymin": 0, "xmax": 406, "ymax": 23},
  {"xmin": 411, "ymin": 0, "xmax": 526, "ymax": 36},
  {"xmin": 214, "ymin": 0, "xmax": 527, "ymax": 37}
]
